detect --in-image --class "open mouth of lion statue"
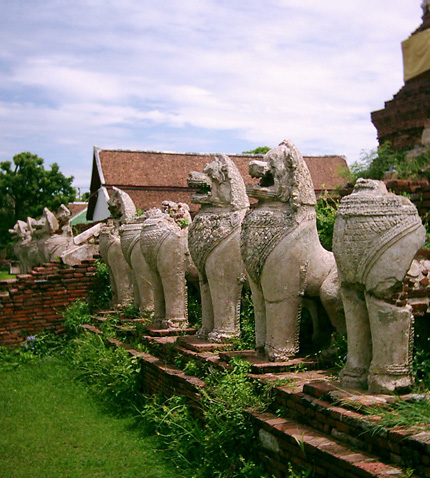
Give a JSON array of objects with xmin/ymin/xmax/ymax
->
[
  {"xmin": 188, "ymin": 171, "xmax": 212, "ymax": 203},
  {"xmin": 246, "ymin": 160, "xmax": 277, "ymax": 199}
]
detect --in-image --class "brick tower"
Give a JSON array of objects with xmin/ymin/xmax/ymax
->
[{"xmin": 371, "ymin": 2, "xmax": 430, "ymax": 153}]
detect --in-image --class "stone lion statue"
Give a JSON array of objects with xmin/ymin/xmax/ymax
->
[
  {"xmin": 9, "ymin": 220, "xmax": 32, "ymax": 273},
  {"xmin": 333, "ymin": 179, "xmax": 426, "ymax": 393},
  {"xmin": 140, "ymin": 201, "xmax": 196, "ymax": 329},
  {"xmin": 120, "ymin": 212, "xmax": 154, "ymax": 315},
  {"xmin": 188, "ymin": 154, "xmax": 249, "ymax": 341},
  {"xmin": 99, "ymin": 187, "xmax": 135, "ymax": 306},
  {"xmin": 240, "ymin": 139, "xmax": 345, "ymax": 361}
]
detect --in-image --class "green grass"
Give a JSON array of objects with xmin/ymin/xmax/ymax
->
[
  {"xmin": 369, "ymin": 397, "xmax": 430, "ymax": 430},
  {"xmin": 0, "ymin": 356, "xmax": 183, "ymax": 478},
  {"xmin": 0, "ymin": 269, "xmax": 15, "ymax": 280}
]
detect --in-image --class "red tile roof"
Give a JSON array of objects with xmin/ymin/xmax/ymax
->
[{"xmin": 88, "ymin": 148, "xmax": 348, "ymax": 219}]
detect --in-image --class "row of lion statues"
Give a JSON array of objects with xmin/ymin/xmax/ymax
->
[{"xmin": 10, "ymin": 140, "xmax": 426, "ymax": 394}]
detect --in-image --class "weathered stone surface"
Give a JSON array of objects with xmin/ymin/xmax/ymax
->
[
  {"xmin": 333, "ymin": 179, "xmax": 426, "ymax": 393},
  {"xmin": 120, "ymin": 216, "xmax": 154, "ymax": 314},
  {"xmin": 240, "ymin": 140, "xmax": 345, "ymax": 361},
  {"xmin": 140, "ymin": 201, "xmax": 196, "ymax": 329},
  {"xmin": 188, "ymin": 154, "xmax": 249, "ymax": 341},
  {"xmin": 99, "ymin": 187, "xmax": 135, "ymax": 305}
]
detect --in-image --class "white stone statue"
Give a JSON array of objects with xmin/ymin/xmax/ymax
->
[
  {"xmin": 187, "ymin": 154, "xmax": 249, "ymax": 341},
  {"xmin": 333, "ymin": 179, "xmax": 426, "ymax": 393},
  {"xmin": 10, "ymin": 204, "xmax": 98, "ymax": 271},
  {"xmin": 99, "ymin": 187, "xmax": 135, "ymax": 306},
  {"xmin": 240, "ymin": 140, "xmax": 345, "ymax": 361},
  {"xmin": 32, "ymin": 207, "xmax": 74, "ymax": 264},
  {"xmin": 140, "ymin": 201, "xmax": 195, "ymax": 329},
  {"xmin": 120, "ymin": 213, "xmax": 154, "ymax": 315},
  {"xmin": 25, "ymin": 217, "xmax": 43, "ymax": 270},
  {"xmin": 8, "ymin": 220, "xmax": 32, "ymax": 273}
]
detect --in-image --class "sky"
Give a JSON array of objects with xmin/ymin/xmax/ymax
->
[{"xmin": 0, "ymin": 1, "xmax": 425, "ymax": 192}]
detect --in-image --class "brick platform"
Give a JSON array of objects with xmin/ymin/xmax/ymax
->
[
  {"xmin": 86, "ymin": 318, "xmax": 429, "ymax": 477},
  {"xmin": 0, "ymin": 259, "xmax": 97, "ymax": 346}
]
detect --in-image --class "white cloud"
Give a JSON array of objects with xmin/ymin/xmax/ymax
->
[{"xmin": 0, "ymin": 0, "xmax": 425, "ymax": 187}]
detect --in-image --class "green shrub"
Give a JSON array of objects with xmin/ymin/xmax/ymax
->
[
  {"xmin": 187, "ymin": 282, "xmax": 202, "ymax": 328},
  {"xmin": 67, "ymin": 332, "xmax": 143, "ymax": 411},
  {"xmin": 348, "ymin": 142, "xmax": 430, "ymax": 182},
  {"xmin": 62, "ymin": 299, "xmax": 92, "ymax": 336},
  {"xmin": 413, "ymin": 335, "xmax": 430, "ymax": 390},
  {"xmin": 315, "ymin": 194, "xmax": 338, "ymax": 251},
  {"xmin": 88, "ymin": 259, "xmax": 112, "ymax": 311},
  {"xmin": 138, "ymin": 358, "xmax": 270, "ymax": 478}
]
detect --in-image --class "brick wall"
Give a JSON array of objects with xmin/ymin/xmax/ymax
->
[
  {"xmin": 384, "ymin": 179, "xmax": 430, "ymax": 219},
  {"xmin": 0, "ymin": 259, "xmax": 97, "ymax": 346}
]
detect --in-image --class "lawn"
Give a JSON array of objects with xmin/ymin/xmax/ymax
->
[
  {"xmin": 0, "ymin": 269, "xmax": 15, "ymax": 280},
  {"xmin": 0, "ymin": 356, "xmax": 183, "ymax": 478}
]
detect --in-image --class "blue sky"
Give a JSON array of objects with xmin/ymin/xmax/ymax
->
[{"xmin": 0, "ymin": 1, "xmax": 423, "ymax": 191}]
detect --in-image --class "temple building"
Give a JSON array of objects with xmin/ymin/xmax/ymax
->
[
  {"xmin": 86, "ymin": 147, "xmax": 348, "ymax": 222},
  {"xmin": 371, "ymin": 2, "xmax": 430, "ymax": 153}
]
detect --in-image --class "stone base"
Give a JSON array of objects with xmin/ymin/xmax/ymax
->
[
  {"xmin": 339, "ymin": 365, "xmax": 369, "ymax": 391},
  {"xmin": 162, "ymin": 318, "xmax": 189, "ymax": 329},
  {"xmin": 177, "ymin": 335, "xmax": 233, "ymax": 353},
  {"xmin": 207, "ymin": 329, "xmax": 239, "ymax": 343},
  {"xmin": 218, "ymin": 350, "xmax": 318, "ymax": 374},
  {"xmin": 143, "ymin": 325, "xmax": 197, "ymax": 337},
  {"xmin": 368, "ymin": 373, "xmax": 414, "ymax": 395}
]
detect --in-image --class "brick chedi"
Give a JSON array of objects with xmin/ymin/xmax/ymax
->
[{"xmin": 371, "ymin": 2, "xmax": 430, "ymax": 151}]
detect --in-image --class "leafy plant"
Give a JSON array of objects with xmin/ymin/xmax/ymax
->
[
  {"xmin": 230, "ymin": 288, "xmax": 256, "ymax": 351},
  {"xmin": 138, "ymin": 358, "xmax": 271, "ymax": 478},
  {"xmin": 315, "ymin": 194, "xmax": 338, "ymax": 251},
  {"xmin": 187, "ymin": 282, "xmax": 202, "ymax": 328},
  {"xmin": 348, "ymin": 142, "xmax": 430, "ymax": 182},
  {"xmin": 413, "ymin": 334, "xmax": 430, "ymax": 390},
  {"xmin": 242, "ymin": 146, "xmax": 271, "ymax": 155},
  {"xmin": 87, "ymin": 259, "xmax": 112, "ymax": 311},
  {"xmin": 67, "ymin": 332, "xmax": 143, "ymax": 411},
  {"xmin": 62, "ymin": 299, "xmax": 92, "ymax": 336}
]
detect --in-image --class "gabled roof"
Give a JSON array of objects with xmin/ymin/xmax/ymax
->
[{"xmin": 87, "ymin": 147, "xmax": 348, "ymax": 219}]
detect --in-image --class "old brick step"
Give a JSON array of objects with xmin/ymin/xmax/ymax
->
[
  {"xmin": 81, "ymin": 323, "xmax": 425, "ymax": 476},
  {"xmin": 177, "ymin": 335, "xmax": 233, "ymax": 353},
  {"xmin": 252, "ymin": 410, "xmax": 413, "ymax": 478},
  {"xmin": 219, "ymin": 349, "xmax": 319, "ymax": 374},
  {"xmin": 268, "ymin": 378, "xmax": 430, "ymax": 475},
  {"xmin": 142, "ymin": 325, "xmax": 197, "ymax": 337}
]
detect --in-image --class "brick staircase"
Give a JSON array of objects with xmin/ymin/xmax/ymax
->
[{"xmin": 86, "ymin": 312, "xmax": 430, "ymax": 477}]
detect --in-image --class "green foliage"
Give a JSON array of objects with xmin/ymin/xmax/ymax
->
[
  {"xmin": 62, "ymin": 300, "xmax": 92, "ymax": 335},
  {"xmin": 231, "ymin": 288, "xmax": 256, "ymax": 350},
  {"xmin": 0, "ymin": 152, "xmax": 76, "ymax": 244},
  {"xmin": 139, "ymin": 358, "xmax": 271, "ymax": 478},
  {"xmin": 370, "ymin": 397, "xmax": 430, "ymax": 430},
  {"xmin": 349, "ymin": 142, "xmax": 430, "ymax": 182},
  {"xmin": 315, "ymin": 194, "xmax": 338, "ymax": 251},
  {"xmin": 80, "ymin": 191, "xmax": 90, "ymax": 202},
  {"xmin": 121, "ymin": 303, "xmax": 141, "ymax": 319},
  {"xmin": 0, "ymin": 331, "xmax": 66, "ymax": 370},
  {"xmin": 67, "ymin": 332, "xmax": 143, "ymax": 411},
  {"xmin": 87, "ymin": 259, "xmax": 112, "ymax": 311},
  {"xmin": 413, "ymin": 334, "xmax": 430, "ymax": 390},
  {"xmin": 187, "ymin": 282, "xmax": 202, "ymax": 328},
  {"xmin": 242, "ymin": 146, "xmax": 271, "ymax": 155}
]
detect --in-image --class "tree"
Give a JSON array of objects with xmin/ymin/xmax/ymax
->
[
  {"xmin": 242, "ymin": 146, "xmax": 271, "ymax": 154},
  {"xmin": 0, "ymin": 152, "xmax": 76, "ymax": 244}
]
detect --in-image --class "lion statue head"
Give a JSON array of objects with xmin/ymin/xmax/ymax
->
[
  {"xmin": 108, "ymin": 186, "xmax": 137, "ymax": 224},
  {"xmin": 188, "ymin": 154, "xmax": 249, "ymax": 211},
  {"xmin": 246, "ymin": 139, "xmax": 316, "ymax": 210}
]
